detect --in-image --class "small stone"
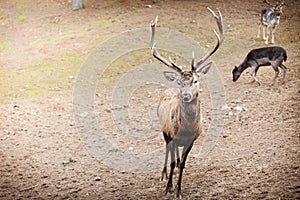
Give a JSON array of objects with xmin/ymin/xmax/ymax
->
[
  {"xmin": 94, "ymin": 177, "xmax": 101, "ymax": 181},
  {"xmin": 104, "ymin": 108, "xmax": 111, "ymax": 113},
  {"xmin": 221, "ymin": 104, "xmax": 230, "ymax": 111},
  {"xmin": 234, "ymin": 106, "xmax": 243, "ymax": 112}
]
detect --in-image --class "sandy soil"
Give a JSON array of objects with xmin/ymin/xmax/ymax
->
[{"xmin": 0, "ymin": 0, "xmax": 299, "ymax": 199}]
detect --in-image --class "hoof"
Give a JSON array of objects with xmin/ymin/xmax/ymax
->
[
  {"xmin": 164, "ymin": 189, "xmax": 171, "ymax": 196},
  {"xmin": 164, "ymin": 184, "xmax": 172, "ymax": 195},
  {"xmin": 174, "ymin": 192, "xmax": 182, "ymax": 199},
  {"xmin": 257, "ymin": 82, "xmax": 261, "ymax": 86}
]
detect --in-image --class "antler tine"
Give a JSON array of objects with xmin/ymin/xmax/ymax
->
[
  {"xmin": 150, "ymin": 16, "xmax": 158, "ymax": 48},
  {"xmin": 278, "ymin": 0, "xmax": 285, "ymax": 6},
  {"xmin": 264, "ymin": 0, "xmax": 275, "ymax": 7},
  {"xmin": 191, "ymin": 51, "xmax": 195, "ymax": 69},
  {"xmin": 150, "ymin": 16, "xmax": 182, "ymax": 73},
  {"xmin": 195, "ymin": 7, "xmax": 224, "ymax": 69}
]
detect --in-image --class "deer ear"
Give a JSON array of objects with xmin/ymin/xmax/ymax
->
[
  {"xmin": 196, "ymin": 62, "xmax": 212, "ymax": 76},
  {"xmin": 163, "ymin": 71, "xmax": 179, "ymax": 82}
]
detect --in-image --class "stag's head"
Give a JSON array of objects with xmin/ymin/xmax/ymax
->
[
  {"xmin": 264, "ymin": 0, "xmax": 285, "ymax": 13},
  {"xmin": 275, "ymin": 0, "xmax": 285, "ymax": 11},
  {"xmin": 162, "ymin": 66, "xmax": 211, "ymax": 103},
  {"xmin": 150, "ymin": 8, "xmax": 224, "ymax": 103}
]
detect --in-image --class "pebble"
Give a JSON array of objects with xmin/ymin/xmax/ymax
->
[
  {"xmin": 221, "ymin": 104, "xmax": 230, "ymax": 111},
  {"xmin": 234, "ymin": 106, "xmax": 243, "ymax": 112}
]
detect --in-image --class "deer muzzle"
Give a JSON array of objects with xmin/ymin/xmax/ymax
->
[{"xmin": 182, "ymin": 93, "xmax": 192, "ymax": 102}]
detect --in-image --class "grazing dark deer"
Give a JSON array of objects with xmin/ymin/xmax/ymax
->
[
  {"xmin": 232, "ymin": 46, "xmax": 287, "ymax": 86},
  {"xmin": 150, "ymin": 7, "xmax": 224, "ymax": 198},
  {"xmin": 257, "ymin": 0, "xmax": 285, "ymax": 44}
]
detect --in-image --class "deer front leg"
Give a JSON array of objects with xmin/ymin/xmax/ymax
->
[
  {"xmin": 263, "ymin": 26, "xmax": 266, "ymax": 40},
  {"xmin": 175, "ymin": 143, "xmax": 194, "ymax": 199},
  {"xmin": 279, "ymin": 64, "xmax": 287, "ymax": 84},
  {"xmin": 165, "ymin": 141, "xmax": 176, "ymax": 195},
  {"xmin": 265, "ymin": 26, "xmax": 270, "ymax": 44},
  {"xmin": 250, "ymin": 66, "xmax": 261, "ymax": 86},
  {"xmin": 175, "ymin": 145, "xmax": 180, "ymax": 168},
  {"xmin": 271, "ymin": 27, "xmax": 276, "ymax": 44},
  {"xmin": 270, "ymin": 65, "xmax": 279, "ymax": 86},
  {"xmin": 250, "ymin": 66, "xmax": 260, "ymax": 83}
]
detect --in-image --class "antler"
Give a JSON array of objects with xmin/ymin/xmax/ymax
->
[
  {"xmin": 150, "ymin": 7, "xmax": 224, "ymax": 73},
  {"xmin": 193, "ymin": 7, "xmax": 224, "ymax": 71},
  {"xmin": 150, "ymin": 16, "xmax": 183, "ymax": 73},
  {"xmin": 264, "ymin": 0, "xmax": 275, "ymax": 7},
  {"xmin": 276, "ymin": 0, "xmax": 285, "ymax": 7}
]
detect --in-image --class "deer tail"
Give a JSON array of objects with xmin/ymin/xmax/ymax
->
[{"xmin": 283, "ymin": 50, "xmax": 287, "ymax": 62}]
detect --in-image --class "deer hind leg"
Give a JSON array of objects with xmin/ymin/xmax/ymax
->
[
  {"xmin": 165, "ymin": 141, "xmax": 176, "ymax": 195},
  {"xmin": 161, "ymin": 144, "xmax": 169, "ymax": 181},
  {"xmin": 279, "ymin": 64, "xmax": 287, "ymax": 84},
  {"xmin": 175, "ymin": 142, "xmax": 194, "ymax": 199},
  {"xmin": 250, "ymin": 65, "xmax": 261, "ymax": 85},
  {"xmin": 270, "ymin": 65, "xmax": 280, "ymax": 86},
  {"xmin": 263, "ymin": 25, "xmax": 267, "ymax": 40}
]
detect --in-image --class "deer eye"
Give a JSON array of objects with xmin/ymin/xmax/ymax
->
[{"xmin": 193, "ymin": 79, "xmax": 198, "ymax": 84}]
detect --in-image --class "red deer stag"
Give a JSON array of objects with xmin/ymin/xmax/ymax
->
[{"xmin": 150, "ymin": 7, "xmax": 224, "ymax": 198}]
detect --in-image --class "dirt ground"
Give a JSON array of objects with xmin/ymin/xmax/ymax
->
[{"xmin": 0, "ymin": 0, "xmax": 299, "ymax": 199}]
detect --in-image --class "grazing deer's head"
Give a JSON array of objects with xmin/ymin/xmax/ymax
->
[
  {"xmin": 232, "ymin": 66, "xmax": 241, "ymax": 82},
  {"xmin": 150, "ymin": 8, "xmax": 224, "ymax": 103}
]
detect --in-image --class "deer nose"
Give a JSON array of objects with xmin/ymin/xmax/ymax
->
[{"xmin": 182, "ymin": 93, "xmax": 192, "ymax": 102}]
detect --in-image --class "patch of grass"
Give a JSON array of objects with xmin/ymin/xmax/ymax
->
[
  {"xmin": 53, "ymin": 34, "xmax": 76, "ymax": 42},
  {"xmin": 0, "ymin": 51, "xmax": 85, "ymax": 104},
  {"xmin": 16, "ymin": 2, "xmax": 28, "ymax": 9},
  {"xmin": 86, "ymin": 16, "xmax": 114, "ymax": 30},
  {"xmin": 0, "ymin": 10, "xmax": 9, "ymax": 26},
  {"xmin": 0, "ymin": 43, "xmax": 4, "ymax": 51},
  {"xmin": 98, "ymin": 16, "xmax": 113, "ymax": 28},
  {"xmin": 30, "ymin": 34, "xmax": 78, "ymax": 48},
  {"xmin": 97, "ymin": 49, "xmax": 162, "ymax": 91},
  {"xmin": 18, "ymin": 14, "xmax": 28, "ymax": 22}
]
